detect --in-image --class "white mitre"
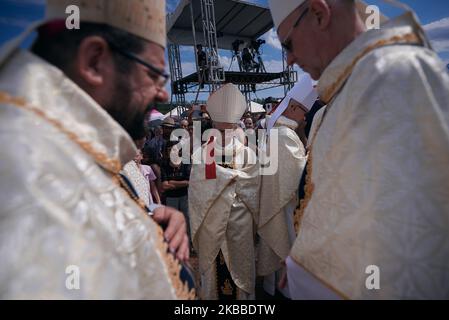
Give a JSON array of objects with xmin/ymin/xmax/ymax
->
[
  {"xmin": 268, "ymin": 0, "xmax": 388, "ymax": 30},
  {"xmin": 207, "ymin": 84, "xmax": 247, "ymax": 124},
  {"xmin": 267, "ymin": 73, "xmax": 318, "ymax": 131},
  {"xmin": 0, "ymin": 0, "xmax": 166, "ymax": 66}
]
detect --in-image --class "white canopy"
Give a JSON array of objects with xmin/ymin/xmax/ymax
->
[
  {"xmin": 249, "ymin": 101, "xmax": 265, "ymax": 113},
  {"xmin": 163, "ymin": 106, "xmax": 189, "ymax": 119},
  {"xmin": 167, "ymin": 0, "xmax": 274, "ymax": 50},
  {"xmin": 149, "ymin": 109, "xmax": 165, "ymax": 121}
]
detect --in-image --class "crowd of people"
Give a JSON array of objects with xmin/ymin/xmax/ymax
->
[{"xmin": 1, "ymin": 0, "xmax": 449, "ymax": 300}]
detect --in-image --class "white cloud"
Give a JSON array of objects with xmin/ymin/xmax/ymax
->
[
  {"xmin": 181, "ymin": 61, "xmax": 197, "ymax": 75},
  {"xmin": 178, "ymin": 54, "xmax": 237, "ymax": 75},
  {"xmin": 423, "ymin": 17, "xmax": 449, "ymax": 32},
  {"xmin": 423, "ymin": 17, "xmax": 449, "ymax": 54},
  {"xmin": 180, "ymin": 46, "xmax": 193, "ymax": 53},
  {"xmin": 219, "ymin": 55, "xmax": 231, "ymax": 69},
  {"xmin": 218, "ymin": 54, "xmax": 282, "ymax": 72},
  {"xmin": 264, "ymin": 59, "xmax": 284, "ymax": 72},
  {"xmin": 263, "ymin": 28, "xmax": 282, "ymax": 51},
  {"xmin": 431, "ymin": 40, "xmax": 449, "ymax": 54}
]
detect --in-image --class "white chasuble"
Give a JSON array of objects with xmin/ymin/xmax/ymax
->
[
  {"xmin": 0, "ymin": 50, "xmax": 193, "ymax": 299},
  {"xmin": 290, "ymin": 12, "xmax": 449, "ymax": 299},
  {"xmin": 189, "ymin": 138, "xmax": 260, "ymax": 299},
  {"xmin": 258, "ymin": 116, "xmax": 306, "ymax": 297}
]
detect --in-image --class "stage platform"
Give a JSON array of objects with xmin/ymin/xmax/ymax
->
[{"xmin": 172, "ymin": 71, "xmax": 290, "ymax": 93}]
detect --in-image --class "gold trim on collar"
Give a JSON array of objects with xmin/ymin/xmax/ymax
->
[
  {"xmin": 0, "ymin": 91, "xmax": 122, "ymax": 174},
  {"xmin": 321, "ymin": 33, "xmax": 420, "ymax": 104}
]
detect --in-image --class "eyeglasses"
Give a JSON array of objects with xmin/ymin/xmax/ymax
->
[
  {"xmin": 280, "ymin": 7, "xmax": 309, "ymax": 53},
  {"xmin": 108, "ymin": 42, "xmax": 170, "ymax": 88}
]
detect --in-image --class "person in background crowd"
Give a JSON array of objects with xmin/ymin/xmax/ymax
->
[
  {"xmin": 161, "ymin": 141, "xmax": 192, "ymax": 243},
  {"xmin": 138, "ymin": 149, "xmax": 161, "ymax": 205},
  {"xmin": 142, "ymin": 145, "xmax": 164, "ymax": 201},
  {"xmin": 196, "ymin": 44, "xmax": 207, "ymax": 89},
  {"xmin": 180, "ymin": 119, "xmax": 189, "ymax": 130},
  {"xmin": 122, "ymin": 149, "xmax": 153, "ymax": 208},
  {"xmin": 144, "ymin": 125, "xmax": 165, "ymax": 164},
  {"xmin": 242, "ymin": 48, "xmax": 260, "ymax": 73},
  {"xmin": 161, "ymin": 117, "xmax": 177, "ymax": 140},
  {"xmin": 244, "ymin": 117, "xmax": 254, "ymax": 130}
]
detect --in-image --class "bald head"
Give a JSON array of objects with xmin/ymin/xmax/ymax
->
[{"xmin": 277, "ymin": 0, "xmax": 366, "ymax": 79}]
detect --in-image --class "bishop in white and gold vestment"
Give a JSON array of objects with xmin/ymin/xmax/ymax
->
[
  {"xmin": 0, "ymin": 0, "xmax": 194, "ymax": 299},
  {"xmin": 257, "ymin": 75, "xmax": 317, "ymax": 297},
  {"xmin": 189, "ymin": 84, "xmax": 260, "ymax": 300},
  {"xmin": 269, "ymin": 0, "xmax": 449, "ymax": 299}
]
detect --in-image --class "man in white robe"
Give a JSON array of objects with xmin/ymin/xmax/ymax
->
[
  {"xmin": 0, "ymin": 0, "xmax": 193, "ymax": 299},
  {"xmin": 257, "ymin": 75, "xmax": 317, "ymax": 298},
  {"xmin": 269, "ymin": 0, "xmax": 449, "ymax": 299},
  {"xmin": 189, "ymin": 84, "xmax": 260, "ymax": 299}
]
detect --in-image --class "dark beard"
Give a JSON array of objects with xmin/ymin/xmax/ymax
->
[
  {"xmin": 127, "ymin": 109, "xmax": 148, "ymax": 140},
  {"xmin": 105, "ymin": 74, "xmax": 149, "ymax": 141}
]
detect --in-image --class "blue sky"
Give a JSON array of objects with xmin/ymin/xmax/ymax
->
[{"xmin": 1, "ymin": 0, "xmax": 448, "ymax": 102}]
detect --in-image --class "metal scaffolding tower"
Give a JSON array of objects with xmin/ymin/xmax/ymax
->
[
  {"xmin": 168, "ymin": 0, "xmax": 298, "ymax": 106},
  {"xmin": 199, "ymin": 0, "xmax": 225, "ymax": 90},
  {"xmin": 239, "ymin": 84, "xmax": 253, "ymax": 110},
  {"xmin": 282, "ymin": 48, "xmax": 297, "ymax": 95},
  {"xmin": 168, "ymin": 43, "xmax": 186, "ymax": 105}
]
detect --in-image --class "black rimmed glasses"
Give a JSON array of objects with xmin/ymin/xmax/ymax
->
[
  {"xmin": 280, "ymin": 7, "xmax": 309, "ymax": 53},
  {"xmin": 108, "ymin": 42, "xmax": 170, "ymax": 88}
]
